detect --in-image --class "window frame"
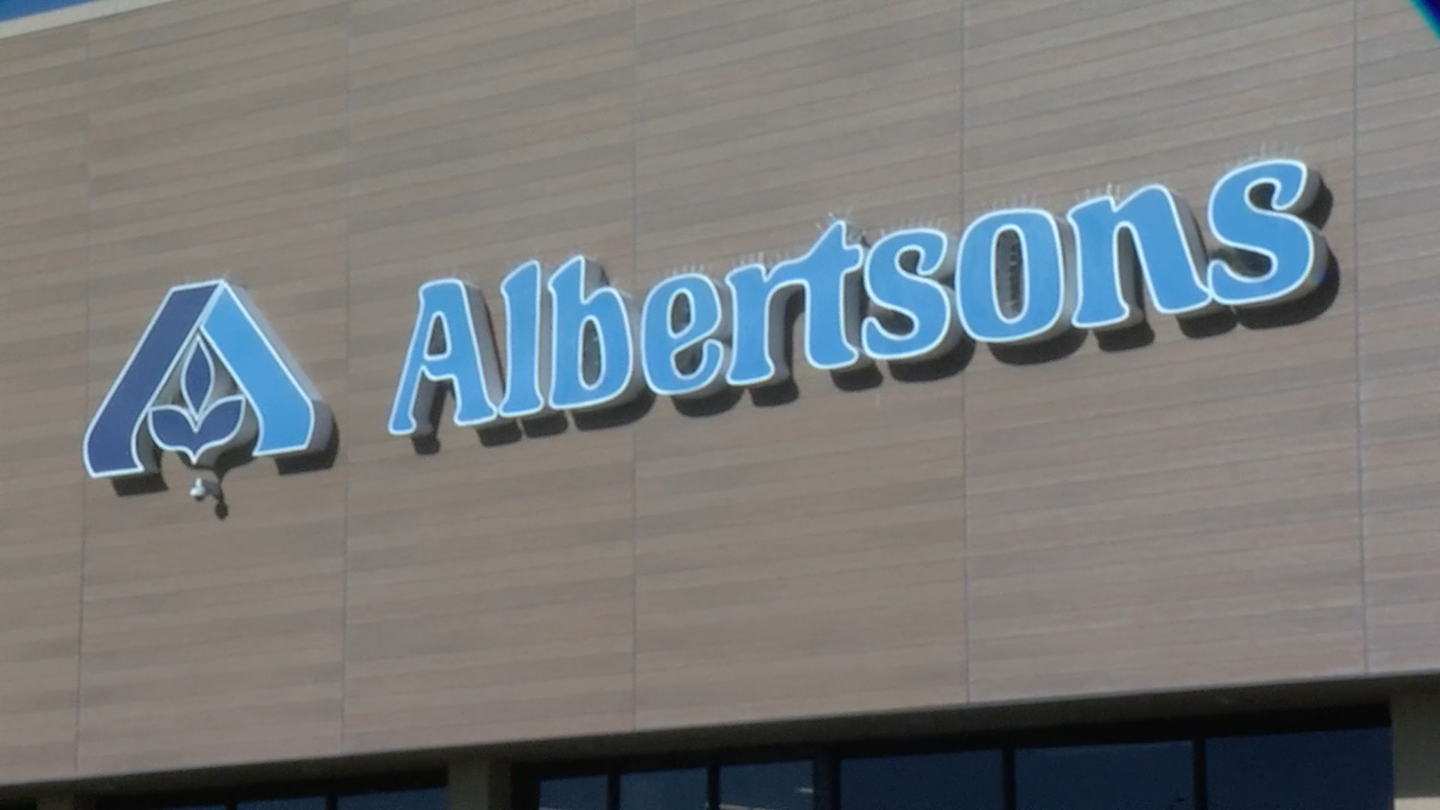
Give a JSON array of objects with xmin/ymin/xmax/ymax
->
[{"xmin": 516, "ymin": 706, "xmax": 1390, "ymax": 810}]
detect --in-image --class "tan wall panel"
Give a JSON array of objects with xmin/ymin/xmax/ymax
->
[
  {"xmin": 78, "ymin": 0, "xmax": 349, "ymax": 775},
  {"xmin": 630, "ymin": 0, "xmax": 967, "ymax": 730},
  {"xmin": 961, "ymin": 0, "xmax": 1365, "ymax": 702},
  {"xmin": 1356, "ymin": 0, "xmax": 1440, "ymax": 672},
  {"xmin": 340, "ymin": 0, "xmax": 637, "ymax": 754},
  {"xmin": 0, "ymin": 22, "xmax": 89, "ymax": 782}
]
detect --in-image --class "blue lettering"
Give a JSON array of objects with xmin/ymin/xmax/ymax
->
[
  {"xmin": 725, "ymin": 220, "xmax": 866, "ymax": 387},
  {"xmin": 1207, "ymin": 158, "xmax": 1329, "ymax": 307},
  {"xmin": 956, "ymin": 208, "xmax": 1074, "ymax": 345},
  {"xmin": 641, "ymin": 273, "xmax": 731, "ymax": 398},
  {"xmin": 861, "ymin": 227, "xmax": 959, "ymax": 361},
  {"xmin": 379, "ymin": 161, "xmax": 1336, "ymax": 449},
  {"xmin": 547, "ymin": 256, "xmax": 643, "ymax": 411},
  {"xmin": 498, "ymin": 260, "xmax": 551, "ymax": 419},
  {"xmin": 388, "ymin": 279, "xmax": 504, "ymax": 436},
  {"xmin": 1067, "ymin": 185, "xmax": 1214, "ymax": 329}
]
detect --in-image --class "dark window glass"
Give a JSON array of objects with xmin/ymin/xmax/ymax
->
[
  {"xmin": 621, "ymin": 769, "xmax": 707, "ymax": 810},
  {"xmin": 1206, "ymin": 728, "xmax": 1391, "ymax": 810},
  {"xmin": 238, "ymin": 800, "xmax": 325, "ymax": 810},
  {"xmin": 841, "ymin": 751, "xmax": 1004, "ymax": 810},
  {"xmin": 539, "ymin": 778, "xmax": 607, "ymax": 810},
  {"xmin": 340, "ymin": 789, "xmax": 448, "ymax": 810},
  {"xmin": 1016, "ymin": 740, "xmax": 1194, "ymax": 810},
  {"xmin": 720, "ymin": 761, "xmax": 812, "ymax": 810}
]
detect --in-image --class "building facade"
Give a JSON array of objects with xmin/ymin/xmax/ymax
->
[{"xmin": 0, "ymin": 0, "xmax": 1433, "ymax": 807}]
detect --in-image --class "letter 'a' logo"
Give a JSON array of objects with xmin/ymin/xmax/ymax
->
[{"xmin": 84, "ymin": 280, "xmax": 333, "ymax": 479}]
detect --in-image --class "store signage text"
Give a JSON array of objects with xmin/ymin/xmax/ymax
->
[
  {"xmin": 387, "ymin": 158, "xmax": 1328, "ymax": 438},
  {"xmin": 81, "ymin": 158, "xmax": 1329, "ymax": 482}
]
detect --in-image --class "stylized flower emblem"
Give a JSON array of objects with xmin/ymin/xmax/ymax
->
[{"xmin": 147, "ymin": 338, "xmax": 251, "ymax": 468}]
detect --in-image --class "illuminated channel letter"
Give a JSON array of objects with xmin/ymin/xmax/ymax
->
[
  {"xmin": 547, "ymin": 256, "xmax": 644, "ymax": 411},
  {"xmin": 498, "ymin": 260, "xmax": 551, "ymax": 419},
  {"xmin": 725, "ymin": 220, "xmax": 867, "ymax": 387},
  {"xmin": 1207, "ymin": 158, "xmax": 1330, "ymax": 307},
  {"xmin": 956, "ymin": 208, "xmax": 1074, "ymax": 345},
  {"xmin": 641, "ymin": 273, "xmax": 731, "ymax": 399},
  {"xmin": 861, "ymin": 227, "xmax": 960, "ymax": 361},
  {"xmin": 389, "ymin": 279, "xmax": 505, "ymax": 436},
  {"xmin": 1067, "ymin": 185, "xmax": 1214, "ymax": 329}
]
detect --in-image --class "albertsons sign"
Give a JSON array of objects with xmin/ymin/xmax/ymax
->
[
  {"xmin": 84, "ymin": 157, "xmax": 1329, "ymax": 486},
  {"xmin": 387, "ymin": 158, "xmax": 1327, "ymax": 437}
]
